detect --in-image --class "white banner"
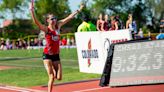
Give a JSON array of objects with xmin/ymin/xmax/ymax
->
[
  {"xmin": 101, "ymin": 29, "xmax": 132, "ymax": 61},
  {"xmin": 75, "ymin": 29, "xmax": 132, "ymax": 74},
  {"xmin": 75, "ymin": 32, "xmax": 105, "ymax": 74}
]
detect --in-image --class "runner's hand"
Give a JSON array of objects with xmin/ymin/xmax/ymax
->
[
  {"xmin": 79, "ymin": 3, "xmax": 85, "ymax": 12},
  {"xmin": 30, "ymin": 0, "xmax": 34, "ymax": 10}
]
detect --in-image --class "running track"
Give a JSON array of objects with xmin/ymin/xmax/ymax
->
[{"xmin": 1, "ymin": 79, "xmax": 164, "ymax": 92}]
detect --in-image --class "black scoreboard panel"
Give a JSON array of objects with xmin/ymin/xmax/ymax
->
[{"xmin": 110, "ymin": 40, "xmax": 164, "ymax": 86}]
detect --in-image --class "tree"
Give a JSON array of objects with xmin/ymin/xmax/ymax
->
[
  {"xmin": 145, "ymin": 0, "xmax": 164, "ymax": 19},
  {"xmin": 91, "ymin": 0, "xmax": 130, "ymax": 17},
  {"xmin": 0, "ymin": 0, "xmax": 24, "ymax": 19},
  {"xmin": 0, "ymin": 0, "xmax": 74, "ymax": 38},
  {"xmin": 34, "ymin": 0, "xmax": 71, "ymax": 24},
  {"xmin": 145, "ymin": 0, "xmax": 164, "ymax": 32}
]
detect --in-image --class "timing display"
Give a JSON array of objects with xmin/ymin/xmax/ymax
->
[{"xmin": 110, "ymin": 40, "xmax": 164, "ymax": 86}]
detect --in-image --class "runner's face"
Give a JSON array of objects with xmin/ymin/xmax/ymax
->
[{"xmin": 48, "ymin": 14, "xmax": 57, "ymax": 25}]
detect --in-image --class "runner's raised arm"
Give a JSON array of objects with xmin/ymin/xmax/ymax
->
[{"xmin": 30, "ymin": 0, "xmax": 47, "ymax": 32}]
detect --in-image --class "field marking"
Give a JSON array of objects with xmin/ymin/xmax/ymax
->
[
  {"xmin": 0, "ymin": 63, "xmax": 79, "ymax": 69},
  {"xmin": 0, "ymin": 57, "xmax": 77, "ymax": 62},
  {"xmin": 73, "ymin": 87, "xmax": 109, "ymax": 92},
  {"xmin": 0, "ymin": 85, "xmax": 45, "ymax": 92}
]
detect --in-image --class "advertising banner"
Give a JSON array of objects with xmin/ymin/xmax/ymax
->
[{"xmin": 75, "ymin": 29, "xmax": 132, "ymax": 74}]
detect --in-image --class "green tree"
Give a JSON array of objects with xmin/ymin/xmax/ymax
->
[
  {"xmin": 0, "ymin": 0, "xmax": 24, "ymax": 18},
  {"xmin": 91, "ymin": 0, "xmax": 124, "ymax": 17},
  {"xmin": 145, "ymin": 0, "xmax": 164, "ymax": 32},
  {"xmin": 0, "ymin": 0, "xmax": 75, "ymax": 38},
  {"xmin": 3, "ymin": 19, "xmax": 38, "ymax": 39},
  {"xmin": 35, "ymin": 0, "xmax": 71, "ymax": 24},
  {"xmin": 146, "ymin": 0, "xmax": 164, "ymax": 19}
]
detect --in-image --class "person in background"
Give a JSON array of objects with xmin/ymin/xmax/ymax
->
[
  {"xmin": 67, "ymin": 37, "xmax": 71, "ymax": 47},
  {"xmin": 96, "ymin": 13, "xmax": 104, "ymax": 31},
  {"xmin": 102, "ymin": 14, "xmax": 110, "ymax": 31},
  {"xmin": 34, "ymin": 38, "xmax": 39, "ymax": 46},
  {"xmin": 156, "ymin": 30, "xmax": 164, "ymax": 40},
  {"xmin": 0, "ymin": 38, "xmax": 5, "ymax": 50},
  {"xmin": 61, "ymin": 37, "xmax": 67, "ymax": 46},
  {"xmin": 77, "ymin": 13, "xmax": 97, "ymax": 32},
  {"xmin": 70, "ymin": 37, "xmax": 75, "ymax": 46},
  {"xmin": 114, "ymin": 15, "xmax": 123, "ymax": 30},
  {"xmin": 30, "ymin": 39, "xmax": 34, "ymax": 46},
  {"xmin": 109, "ymin": 16, "xmax": 118, "ymax": 31},
  {"xmin": 132, "ymin": 20, "xmax": 137, "ymax": 39},
  {"xmin": 156, "ymin": 19, "xmax": 164, "ymax": 39},
  {"xmin": 132, "ymin": 20, "xmax": 137, "ymax": 34},
  {"xmin": 126, "ymin": 14, "xmax": 133, "ymax": 30},
  {"xmin": 6, "ymin": 38, "xmax": 10, "ymax": 50},
  {"xmin": 126, "ymin": 14, "xmax": 135, "ymax": 39},
  {"xmin": 138, "ymin": 28, "xmax": 144, "ymax": 38},
  {"xmin": 148, "ymin": 31, "xmax": 151, "ymax": 40}
]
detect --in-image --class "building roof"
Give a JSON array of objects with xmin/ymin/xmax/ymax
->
[{"xmin": 3, "ymin": 20, "xmax": 12, "ymax": 27}]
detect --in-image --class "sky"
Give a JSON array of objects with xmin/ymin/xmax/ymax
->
[{"xmin": 69, "ymin": 0, "xmax": 83, "ymax": 12}]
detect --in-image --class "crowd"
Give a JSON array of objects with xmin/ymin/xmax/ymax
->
[
  {"xmin": 0, "ymin": 14, "xmax": 163, "ymax": 50},
  {"xmin": 78, "ymin": 13, "xmax": 152, "ymax": 40},
  {"xmin": 0, "ymin": 37, "xmax": 76, "ymax": 50}
]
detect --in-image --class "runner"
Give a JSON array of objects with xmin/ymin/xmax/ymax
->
[{"xmin": 30, "ymin": 0, "xmax": 84, "ymax": 92}]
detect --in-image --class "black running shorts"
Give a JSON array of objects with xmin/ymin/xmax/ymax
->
[{"xmin": 43, "ymin": 53, "xmax": 60, "ymax": 61}]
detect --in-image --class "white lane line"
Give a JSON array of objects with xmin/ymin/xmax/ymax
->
[
  {"xmin": 0, "ymin": 86, "xmax": 30, "ymax": 92},
  {"xmin": 73, "ymin": 87, "xmax": 109, "ymax": 92},
  {"xmin": 0, "ymin": 86, "xmax": 44, "ymax": 92}
]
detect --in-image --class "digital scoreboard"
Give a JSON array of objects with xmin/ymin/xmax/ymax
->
[{"xmin": 110, "ymin": 40, "xmax": 164, "ymax": 86}]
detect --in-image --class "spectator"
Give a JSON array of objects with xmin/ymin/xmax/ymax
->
[
  {"xmin": 42, "ymin": 39, "xmax": 46, "ymax": 46},
  {"xmin": 102, "ymin": 14, "xmax": 110, "ymax": 31},
  {"xmin": 156, "ymin": 30, "xmax": 164, "ymax": 40},
  {"xmin": 77, "ymin": 13, "xmax": 97, "ymax": 32},
  {"xmin": 30, "ymin": 39, "xmax": 34, "ymax": 46},
  {"xmin": 18, "ymin": 39, "xmax": 23, "ymax": 49},
  {"xmin": 132, "ymin": 20, "xmax": 137, "ymax": 34},
  {"xmin": 61, "ymin": 37, "xmax": 67, "ymax": 46},
  {"xmin": 156, "ymin": 19, "xmax": 164, "ymax": 39},
  {"xmin": 0, "ymin": 38, "xmax": 6, "ymax": 50},
  {"xmin": 96, "ymin": 13, "xmax": 104, "ymax": 31},
  {"xmin": 70, "ymin": 37, "xmax": 75, "ymax": 46},
  {"xmin": 9, "ymin": 41, "xmax": 13, "ymax": 49},
  {"xmin": 138, "ymin": 28, "xmax": 144, "ymax": 38},
  {"xmin": 6, "ymin": 38, "xmax": 10, "ymax": 50},
  {"xmin": 126, "ymin": 14, "xmax": 135, "ymax": 39},
  {"xmin": 109, "ymin": 16, "xmax": 118, "ymax": 31},
  {"xmin": 126, "ymin": 14, "xmax": 133, "ymax": 30},
  {"xmin": 34, "ymin": 38, "xmax": 39, "ymax": 46},
  {"xmin": 22, "ymin": 40, "xmax": 27, "ymax": 49},
  {"xmin": 67, "ymin": 37, "xmax": 71, "ymax": 46},
  {"xmin": 132, "ymin": 20, "xmax": 137, "ymax": 39},
  {"xmin": 148, "ymin": 31, "xmax": 151, "ymax": 40},
  {"xmin": 38, "ymin": 39, "xmax": 43, "ymax": 46},
  {"xmin": 114, "ymin": 15, "xmax": 123, "ymax": 30},
  {"xmin": 11, "ymin": 40, "xmax": 16, "ymax": 49}
]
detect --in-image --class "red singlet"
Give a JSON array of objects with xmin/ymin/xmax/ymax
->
[
  {"xmin": 43, "ymin": 28, "xmax": 60, "ymax": 55},
  {"xmin": 103, "ymin": 21, "xmax": 109, "ymax": 31}
]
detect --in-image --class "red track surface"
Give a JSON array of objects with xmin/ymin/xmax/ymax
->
[
  {"xmin": 1, "ymin": 79, "xmax": 164, "ymax": 92},
  {"xmin": 32, "ymin": 80, "xmax": 164, "ymax": 92}
]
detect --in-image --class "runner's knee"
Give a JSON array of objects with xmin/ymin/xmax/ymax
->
[{"xmin": 49, "ymin": 74, "xmax": 55, "ymax": 80}]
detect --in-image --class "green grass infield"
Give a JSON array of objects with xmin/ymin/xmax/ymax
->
[{"xmin": 0, "ymin": 48, "xmax": 101, "ymax": 87}]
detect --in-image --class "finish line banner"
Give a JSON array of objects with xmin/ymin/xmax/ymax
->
[
  {"xmin": 75, "ymin": 29, "xmax": 132, "ymax": 74},
  {"xmin": 110, "ymin": 40, "xmax": 164, "ymax": 86}
]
